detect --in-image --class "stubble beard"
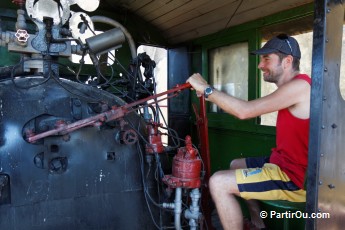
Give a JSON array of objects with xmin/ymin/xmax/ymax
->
[{"xmin": 262, "ymin": 65, "xmax": 283, "ymax": 84}]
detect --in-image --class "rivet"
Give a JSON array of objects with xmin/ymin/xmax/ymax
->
[
  {"xmin": 320, "ymin": 153, "xmax": 324, "ymax": 157},
  {"xmin": 318, "ymin": 209, "xmax": 321, "ymax": 212},
  {"xmin": 331, "ymin": 123, "xmax": 337, "ymax": 129},
  {"xmin": 328, "ymin": 184, "xmax": 335, "ymax": 189},
  {"xmin": 324, "ymin": 67, "xmax": 328, "ymax": 72},
  {"xmin": 321, "ymin": 125, "xmax": 325, "ymax": 129},
  {"xmin": 323, "ymin": 96, "xmax": 327, "ymax": 101},
  {"xmin": 327, "ymin": 8, "xmax": 331, "ymax": 13},
  {"xmin": 326, "ymin": 39, "xmax": 329, "ymax": 43},
  {"xmin": 319, "ymin": 181, "xmax": 323, "ymax": 185},
  {"xmin": 74, "ymin": 100, "xmax": 82, "ymax": 106}
]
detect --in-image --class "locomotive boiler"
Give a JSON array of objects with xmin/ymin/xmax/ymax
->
[{"xmin": 0, "ymin": 76, "xmax": 158, "ymax": 229}]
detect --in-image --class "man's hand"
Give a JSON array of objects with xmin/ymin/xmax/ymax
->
[{"xmin": 186, "ymin": 73, "xmax": 209, "ymax": 97}]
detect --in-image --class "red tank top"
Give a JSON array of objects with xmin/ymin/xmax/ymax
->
[{"xmin": 269, "ymin": 74, "xmax": 311, "ymax": 189}]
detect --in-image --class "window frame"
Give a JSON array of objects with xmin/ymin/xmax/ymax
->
[{"xmin": 201, "ymin": 30, "xmax": 275, "ymax": 134}]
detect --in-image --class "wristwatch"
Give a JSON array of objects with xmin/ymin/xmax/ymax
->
[{"xmin": 204, "ymin": 86, "xmax": 214, "ymax": 98}]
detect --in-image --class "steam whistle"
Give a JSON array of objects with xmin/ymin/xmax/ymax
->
[{"xmin": 163, "ymin": 136, "xmax": 202, "ymax": 189}]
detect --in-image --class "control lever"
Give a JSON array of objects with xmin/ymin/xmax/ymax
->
[{"xmin": 27, "ymin": 83, "xmax": 191, "ymax": 143}]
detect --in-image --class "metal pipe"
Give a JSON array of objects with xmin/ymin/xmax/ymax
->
[
  {"xmin": 85, "ymin": 28, "xmax": 125, "ymax": 55},
  {"xmin": 174, "ymin": 187, "xmax": 182, "ymax": 230},
  {"xmin": 162, "ymin": 188, "xmax": 183, "ymax": 229},
  {"xmin": 184, "ymin": 188, "xmax": 202, "ymax": 230},
  {"xmin": 89, "ymin": 16, "xmax": 137, "ymax": 60}
]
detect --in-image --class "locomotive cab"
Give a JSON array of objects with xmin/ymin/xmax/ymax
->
[{"xmin": 0, "ymin": 0, "xmax": 344, "ymax": 229}]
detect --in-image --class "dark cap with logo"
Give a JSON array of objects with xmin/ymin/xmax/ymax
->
[{"xmin": 251, "ymin": 34, "xmax": 301, "ymax": 59}]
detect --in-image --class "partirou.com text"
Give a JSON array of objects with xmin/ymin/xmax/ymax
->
[{"xmin": 260, "ymin": 210, "xmax": 330, "ymax": 219}]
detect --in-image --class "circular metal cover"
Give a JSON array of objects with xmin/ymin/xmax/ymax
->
[{"xmin": 26, "ymin": 0, "xmax": 70, "ymax": 25}]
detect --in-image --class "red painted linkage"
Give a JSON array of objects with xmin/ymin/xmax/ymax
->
[{"xmin": 27, "ymin": 83, "xmax": 192, "ymax": 143}]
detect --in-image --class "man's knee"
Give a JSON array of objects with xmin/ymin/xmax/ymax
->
[
  {"xmin": 230, "ymin": 158, "xmax": 246, "ymax": 170},
  {"xmin": 209, "ymin": 171, "xmax": 223, "ymax": 194},
  {"xmin": 209, "ymin": 170, "xmax": 239, "ymax": 196}
]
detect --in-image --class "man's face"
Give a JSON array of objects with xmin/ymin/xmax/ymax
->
[{"xmin": 258, "ymin": 53, "xmax": 283, "ymax": 83}]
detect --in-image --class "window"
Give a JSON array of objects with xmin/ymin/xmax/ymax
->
[
  {"xmin": 340, "ymin": 26, "xmax": 345, "ymax": 100},
  {"xmin": 209, "ymin": 42, "xmax": 249, "ymax": 113}
]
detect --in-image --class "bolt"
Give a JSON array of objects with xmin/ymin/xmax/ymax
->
[
  {"xmin": 74, "ymin": 100, "xmax": 82, "ymax": 107},
  {"xmin": 49, "ymin": 157, "xmax": 67, "ymax": 173},
  {"xmin": 328, "ymin": 184, "xmax": 335, "ymax": 189},
  {"xmin": 62, "ymin": 134, "xmax": 70, "ymax": 142}
]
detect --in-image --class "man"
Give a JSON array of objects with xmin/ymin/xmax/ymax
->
[{"xmin": 187, "ymin": 34, "xmax": 311, "ymax": 230}]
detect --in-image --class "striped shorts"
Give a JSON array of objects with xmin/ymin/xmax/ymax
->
[{"xmin": 235, "ymin": 157, "xmax": 305, "ymax": 202}]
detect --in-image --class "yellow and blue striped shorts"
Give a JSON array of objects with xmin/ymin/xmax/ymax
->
[{"xmin": 235, "ymin": 163, "xmax": 306, "ymax": 202}]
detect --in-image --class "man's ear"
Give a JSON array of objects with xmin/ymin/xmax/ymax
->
[{"xmin": 283, "ymin": 55, "xmax": 293, "ymax": 68}]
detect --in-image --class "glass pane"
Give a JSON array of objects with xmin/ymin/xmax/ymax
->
[
  {"xmin": 209, "ymin": 42, "xmax": 248, "ymax": 113},
  {"xmin": 340, "ymin": 26, "xmax": 345, "ymax": 99},
  {"xmin": 260, "ymin": 32, "xmax": 313, "ymax": 126}
]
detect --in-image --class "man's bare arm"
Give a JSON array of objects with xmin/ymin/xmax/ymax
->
[{"xmin": 187, "ymin": 73, "xmax": 310, "ymax": 120}]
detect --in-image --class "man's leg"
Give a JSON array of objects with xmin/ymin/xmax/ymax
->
[
  {"xmin": 209, "ymin": 169, "xmax": 242, "ymax": 230},
  {"xmin": 230, "ymin": 159, "xmax": 266, "ymax": 229}
]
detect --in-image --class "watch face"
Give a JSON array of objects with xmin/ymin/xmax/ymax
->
[{"xmin": 205, "ymin": 86, "xmax": 213, "ymax": 98}]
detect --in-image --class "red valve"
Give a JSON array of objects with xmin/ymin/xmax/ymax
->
[
  {"xmin": 145, "ymin": 122, "xmax": 164, "ymax": 154},
  {"xmin": 162, "ymin": 136, "xmax": 201, "ymax": 188}
]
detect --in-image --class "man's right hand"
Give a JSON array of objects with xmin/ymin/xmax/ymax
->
[{"xmin": 186, "ymin": 73, "xmax": 209, "ymax": 97}]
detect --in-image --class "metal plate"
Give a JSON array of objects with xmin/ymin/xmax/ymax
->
[{"xmin": 307, "ymin": 0, "xmax": 345, "ymax": 229}]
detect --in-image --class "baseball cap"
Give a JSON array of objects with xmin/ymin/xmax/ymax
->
[{"xmin": 251, "ymin": 34, "xmax": 301, "ymax": 59}]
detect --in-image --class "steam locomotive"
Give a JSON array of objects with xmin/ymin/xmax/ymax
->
[{"xmin": 0, "ymin": 0, "xmax": 206, "ymax": 229}]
